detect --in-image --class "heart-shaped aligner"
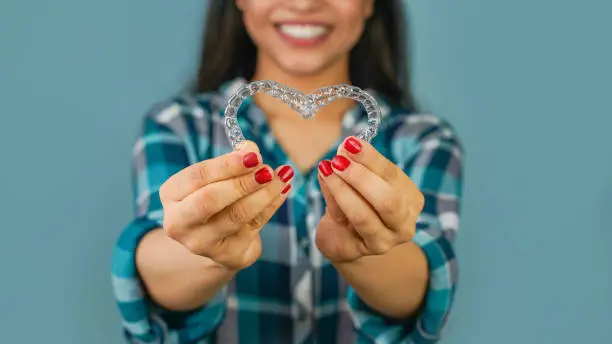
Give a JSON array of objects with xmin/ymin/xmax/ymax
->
[{"xmin": 224, "ymin": 80, "xmax": 381, "ymax": 150}]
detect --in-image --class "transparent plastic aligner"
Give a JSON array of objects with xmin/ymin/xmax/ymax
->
[{"xmin": 224, "ymin": 80, "xmax": 381, "ymax": 150}]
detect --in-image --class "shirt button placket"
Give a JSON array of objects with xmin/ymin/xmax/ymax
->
[{"xmin": 306, "ymin": 177, "xmax": 321, "ymax": 343}]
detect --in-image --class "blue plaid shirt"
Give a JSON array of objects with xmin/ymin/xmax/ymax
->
[{"xmin": 111, "ymin": 78, "xmax": 463, "ymax": 344}]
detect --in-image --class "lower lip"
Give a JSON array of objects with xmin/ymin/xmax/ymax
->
[{"xmin": 276, "ymin": 28, "xmax": 330, "ymax": 47}]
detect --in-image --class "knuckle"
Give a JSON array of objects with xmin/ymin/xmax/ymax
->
[
  {"xmin": 235, "ymin": 254, "xmax": 255, "ymax": 270},
  {"xmin": 266, "ymin": 181, "xmax": 283, "ymax": 197},
  {"xmin": 228, "ymin": 203, "xmax": 250, "ymax": 224},
  {"xmin": 190, "ymin": 232, "xmax": 224, "ymax": 258},
  {"xmin": 415, "ymin": 192, "xmax": 425, "ymax": 212},
  {"xmin": 382, "ymin": 164, "xmax": 399, "ymax": 181},
  {"xmin": 240, "ymin": 252, "xmax": 260, "ymax": 269},
  {"xmin": 223, "ymin": 257, "xmax": 248, "ymax": 271},
  {"xmin": 351, "ymin": 212, "xmax": 371, "ymax": 228},
  {"xmin": 182, "ymin": 235, "xmax": 205, "ymax": 255},
  {"xmin": 263, "ymin": 187, "xmax": 282, "ymax": 204},
  {"xmin": 162, "ymin": 216, "xmax": 180, "ymax": 239},
  {"xmin": 369, "ymin": 237, "xmax": 393, "ymax": 255},
  {"xmin": 234, "ymin": 175, "xmax": 251, "ymax": 197},
  {"xmin": 158, "ymin": 182, "xmax": 170, "ymax": 203},
  {"xmin": 379, "ymin": 196, "xmax": 398, "ymax": 217},
  {"xmin": 315, "ymin": 233, "xmax": 348, "ymax": 262},
  {"xmin": 218, "ymin": 259, "xmax": 239, "ymax": 271},
  {"xmin": 405, "ymin": 193, "xmax": 425, "ymax": 219},
  {"xmin": 247, "ymin": 213, "xmax": 266, "ymax": 230},
  {"xmin": 194, "ymin": 190, "xmax": 215, "ymax": 220},
  {"xmin": 219, "ymin": 234, "xmax": 261, "ymax": 270},
  {"xmin": 398, "ymin": 228, "xmax": 414, "ymax": 241},
  {"xmin": 194, "ymin": 163, "xmax": 210, "ymax": 185},
  {"xmin": 205, "ymin": 237, "xmax": 225, "ymax": 261},
  {"xmin": 271, "ymin": 195, "xmax": 287, "ymax": 211},
  {"xmin": 221, "ymin": 156, "xmax": 234, "ymax": 174},
  {"xmin": 216, "ymin": 252, "xmax": 244, "ymax": 271}
]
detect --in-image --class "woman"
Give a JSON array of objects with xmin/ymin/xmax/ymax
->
[{"xmin": 112, "ymin": 1, "xmax": 463, "ymax": 343}]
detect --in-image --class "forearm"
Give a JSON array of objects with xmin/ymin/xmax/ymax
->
[
  {"xmin": 334, "ymin": 241, "xmax": 429, "ymax": 319},
  {"xmin": 136, "ymin": 228, "xmax": 235, "ymax": 311}
]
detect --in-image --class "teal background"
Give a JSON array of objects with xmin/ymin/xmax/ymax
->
[{"xmin": 0, "ymin": 0, "xmax": 610, "ymax": 343}]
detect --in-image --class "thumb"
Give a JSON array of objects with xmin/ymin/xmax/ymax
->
[
  {"xmin": 232, "ymin": 139, "xmax": 264, "ymax": 166},
  {"xmin": 237, "ymin": 139, "xmax": 259, "ymax": 151},
  {"xmin": 236, "ymin": 139, "xmax": 261, "ymax": 156}
]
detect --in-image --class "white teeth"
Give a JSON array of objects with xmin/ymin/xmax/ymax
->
[{"xmin": 279, "ymin": 25, "xmax": 328, "ymax": 39}]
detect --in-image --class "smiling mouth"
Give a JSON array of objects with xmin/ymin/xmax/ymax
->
[{"xmin": 274, "ymin": 23, "xmax": 331, "ymax": 46}]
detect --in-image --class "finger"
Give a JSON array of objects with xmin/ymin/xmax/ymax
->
[
  {"xmin": 212, "ymin": 165, "xmax": 294, "ymax": 231},
  {"xmin": 318, "ymin": 160, "xmax": 396, "ymax": 255},
  {"xmin": 177, "ymin": 164, "xmax": 282, "ymax": 228},
  {"xmin": 337, "ymin": 136, "xmax": 402, "ymax": 185},
  {"xmin": 254, "ymin": 183, "xmax": 294, "ymax": 227},
  {"xmin": 161, "ymin": 140, "xmax": 262, "ymax": 201},
  {"xmin": 173, "ymin": 169, "xmax": 292, "ymax": 263},
  {"xmin": 317, "ymin": 172, "xmax": 348, "ymax": 225},
  {"xmin": 329, "ymin": 154, "xmax": 411, "ymax": 232}
]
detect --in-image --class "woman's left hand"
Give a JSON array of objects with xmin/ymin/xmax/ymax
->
[{"xmin": 315, "ymin": 136, "xmax": 425, "ymax": 263}]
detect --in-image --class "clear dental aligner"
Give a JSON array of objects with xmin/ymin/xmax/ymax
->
[{"xmin": 224, "ymin": 80, "xmax": 381, "ymax": 150}]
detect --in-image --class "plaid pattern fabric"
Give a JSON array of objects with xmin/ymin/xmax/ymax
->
[{"xmin": 111, "ymin": 78, "xmax": 464, "ymax": 344}]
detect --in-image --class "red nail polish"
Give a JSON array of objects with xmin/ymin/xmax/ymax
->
[
  {"xmin": 344, "ymin": 137, "xmax": 362, "ymax": 154},
  {"xmin": 243, "ymin": 152, "xmax": 259, "ymax": 168},
  {"xmin": 255, "ymin": 168, "xmax": 273, "ymax": 184},
  {"xmin": 281, "ymin": 184, "xmax": 292, "ymax": 194},
  {"xmin": 332, "ymin": 156, "xmax": 350, "ymax": 171},
  {"xmin": 318, "ymin": 160, "xmax": 333, "ymax": 177},
  {"xmin": 277, "ymin": 165, "xmax": 294, "ymax": 183}
]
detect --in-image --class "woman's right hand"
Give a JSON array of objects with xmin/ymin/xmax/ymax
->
[{"xmin": 158, "ymin": 141, "xmax": 294, "ymax": 271}]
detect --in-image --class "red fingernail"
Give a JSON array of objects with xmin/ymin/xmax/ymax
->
[
  {"xmin": 332, "ymin": 155, "xmax": 350, "ymax": 171},
  {"xmin": 281, "ymin": 184, "xmax": 292, "ymax": 195},
  {"xmin": 344, "ymin": 137, "xmax": 362, "ymax": 154},
  {"xmin": 277, "ymin": 165, "xmax": 294, "ymax": 183},
  {"xmin": 243, "ymin": 152, "xmax": 259, "ymax": 168},
  {"xmin": 255, "ymin": 167, "xmax": 273, "ymax": 184},
  {"xmin": 318, "ymin": 160, "xmax": 333, "ymax": 177}
]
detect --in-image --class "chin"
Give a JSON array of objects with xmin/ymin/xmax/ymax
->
[
  {"xmin": 275, "ymin": 54, "xmax": 337, "ymax": 78},
  {"xmin": 281, "ymin": 62, "xmax": 325, "ymax": 77}
]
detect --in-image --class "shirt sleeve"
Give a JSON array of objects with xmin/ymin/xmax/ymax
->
[
  {"xmin": 111, "ymin": 100, "xmax": 226, "ymax": 343},
  {"xmin": 346, "ymin": 116, "xmax": 464, "ymax": 344}
]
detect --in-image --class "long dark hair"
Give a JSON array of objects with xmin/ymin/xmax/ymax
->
[{"xmin": 193, "ymin": 0, "xmax": 417, "ymax": 111}]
